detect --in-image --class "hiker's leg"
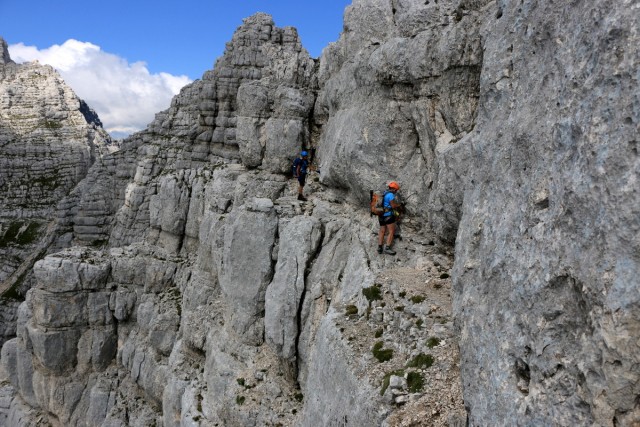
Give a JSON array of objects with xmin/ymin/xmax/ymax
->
[
  {"xmin": 386, "ymin": 223, "xmax": 396, "ymax": 246},
  {"xmin": 378, "ymin": 225, "xmax": 386, "ymax": 246},
  {"xmin": 298, "ymin": 174, "xmax": 306, "ymax": 196}
]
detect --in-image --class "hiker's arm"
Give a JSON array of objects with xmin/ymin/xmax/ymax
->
[
  {"xmin": 390, "ymin": 198, "xmax": 401, "ymax": 209},
  {"xmin": 295, "ymin": 164, "xmax": 301, "ymax": 177}
]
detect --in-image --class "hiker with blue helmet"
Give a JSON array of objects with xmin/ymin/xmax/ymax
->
[
  {"xmin": 293, "ymin": 150, "xmax": 309, "ymax": 201},
  {"xmin": 377, "ymin": 181, "xmax": 401, "ymax": 255}
]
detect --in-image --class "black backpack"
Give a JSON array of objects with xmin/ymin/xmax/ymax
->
[{"xmin": 292, "ymin": 157, "xmax": 308, "ymax": 176}]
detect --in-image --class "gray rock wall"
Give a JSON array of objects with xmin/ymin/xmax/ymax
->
[
  {"xmin": 87, "ymin": 13, "xmax": 318, "ymax": 249},
  {"xmin": 265, "ymin": 215, "xmax": 321, "ymax": 380},
  {"xmin": 0, "ymin": 15, "xmax": 329, "ymax": 427},
  {"xmin": 0, "ymin": 0, "xmax": 638, "ymax": 426},
  {"xmin": 314, "ymin": 0, "xmax": 483, "ymax": 215},
  {"xmin": 449, "ymin": 0, "xmax": 640, "ymax": 425},
  {"xmin": 0, "ymin": 39, "xmax": 114, "ymax": 348},
  {"xmin": 0, "ymin": 40, "xmax": 114, "ymax": 222}
]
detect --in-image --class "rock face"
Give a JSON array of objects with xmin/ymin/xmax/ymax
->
[
  {"xmin": 0, "ymin": 38, "xmax": 13, "ymax": 66},
  {"xmin": 315, "ymin": 0, "xmax": 483, "ymax": 220},
  {"xmin": 0, "ymin": 1, "xmax": 638, "ymax": 426},
  {"xmin": 448, "ymin": 1, "xmax": 640, "ymax": 425},
  {"xmin": 0, "ymin": 38, "xmax": 114, "ymax": 222},
  {"xmin": 0, "ymin": 38, "xmax": 114, "ymax": 348}
]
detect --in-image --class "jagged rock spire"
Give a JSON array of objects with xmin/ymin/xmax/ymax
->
[{"xmin": 0, "ymin": 37, "xmax": 15, "ymax": 65}]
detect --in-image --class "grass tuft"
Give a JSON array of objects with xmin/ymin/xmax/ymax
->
[
  {"xmin": 406, "ymin": 353, "xmax": 434, "ymax": 369},
  {"xmin": 410, "ymin": 295, "xmax": 425, "ymax": 304},
  {"xmin": 407, "ymin": 371, "xmax": 424, "ymax": 393},
  {"xmin": 372, "ymin": 341, "xmax": 393, "ymax": 363},
  {"xmin": 362, "ymin": 286, "xmax": 382, "ymax": 303}
]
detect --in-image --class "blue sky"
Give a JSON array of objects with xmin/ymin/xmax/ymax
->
[{"xmin": 0, "ymin": 0, "xmax": 352, "ymax": 136}]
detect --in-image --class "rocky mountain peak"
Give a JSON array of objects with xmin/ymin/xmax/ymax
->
[
  {"xmin": 0, "ymin": 37, "xmax": 14, "ymax": 66},
  {"xmin": 0, "ymin": 37, "xmax": 115, "ymax": 319},
  {"xmin": 79, "ymin": 98, "xmax": 104, "ymax": 127}
]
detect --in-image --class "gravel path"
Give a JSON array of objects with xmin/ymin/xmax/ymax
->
[{"xmin": 335, "ymin": 261, "xmax": 467, "ymax": 426}]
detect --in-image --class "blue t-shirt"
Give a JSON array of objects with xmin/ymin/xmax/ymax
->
[{"xmin": 383, "ymin": 191, "xmax": 395, "ymax": 217}]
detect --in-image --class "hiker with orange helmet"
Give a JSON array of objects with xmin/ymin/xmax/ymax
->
[{"xmin": 377, "ymin": 181, "xmax": 401, "ymax": 255}]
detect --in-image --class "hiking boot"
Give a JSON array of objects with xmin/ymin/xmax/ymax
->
[
  {"xmin": 383, "ymin": 246, "xmax": 396, "ymax": 255},
  {"xmin": 377, "ymin": 245, "xmax": 383, "ymax": 254},
  {"xmin": 298, "ymin": 195, "xmax": 307, "ymax": 201}
]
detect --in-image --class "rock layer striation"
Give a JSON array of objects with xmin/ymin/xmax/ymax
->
[{"xmin": 0, "ymin": 38, "xmax": 114, "ymax": 349}]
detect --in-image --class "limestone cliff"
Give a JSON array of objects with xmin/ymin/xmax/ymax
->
[
  {"xmin": 0, "ymin": 37, "xmax": 115, "ymax": 349},
  {"xmin": 0, "ymin": 1, "xmax": 638, "ymax": 426},
  {"xmin": 449, "ymin": 1, "xmax": 640, "ymax": 424}
]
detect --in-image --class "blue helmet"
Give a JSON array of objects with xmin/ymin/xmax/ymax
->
[{"xmin": 301, "ymin": 151, "xmax": 308, "ymax": 157}]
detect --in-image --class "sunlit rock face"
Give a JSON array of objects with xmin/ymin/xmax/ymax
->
[
  {"xmin": 0, "ymin": 15, "xmax": 334, "ymax": 427},
  {"xmin": 0, "ymin": 0, "xmax": 638, "ymax": 425},
  {"xmin": 314, "ymin": 0, "xmax": 484, "ymax": 235},
  {"xmin": 0, "ymin": 37, "xmax": 114, "ymax": 348},
  {"xmin": 0, "ymin": 38, "xmax": 114, "ymax": 223}
]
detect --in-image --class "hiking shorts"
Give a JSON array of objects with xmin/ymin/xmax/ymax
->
[
  {"xmin": 378, "ymin": 214, "xmax": 396, "ymax": 226},
  {"xmin": 297, "ymin": 174, "xmax": 307, "ymax": 186}
]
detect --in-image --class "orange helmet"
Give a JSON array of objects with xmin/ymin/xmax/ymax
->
[{"xmin": 388, "ymin": 181, "xmax": 400, "ymax": 191}]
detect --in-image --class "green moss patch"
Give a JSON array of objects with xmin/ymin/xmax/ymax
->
[
  {"xmin": 410, "ymin": 295, "xmax": 425, "ymax": 304},
  {"xmin": 362, "ymin": 285, "xmax": 382, "ymax": 303},
  {"xmin": 406, "ymin": 353, "xmax": 434, "ymax": 369},
  {"xmin": 345, "ymin": 305, "xmax": 358, "ymax": 316},
  {"xmin": 426, "ymin": 337, "xmax": 441, "ymax": 348},
  {"xmin": 372, "ymin": 341, "xmax": 394, "ymax": 363},
  {"xmin": 43, "ymin": 120, "xmax": 62, "ymax": 129},
  {"xmin": 406, "ymin": 371, "xmax": 424, "ymax": 393}
]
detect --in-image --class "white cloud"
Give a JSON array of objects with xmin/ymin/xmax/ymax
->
[{"xmin": 9, "ymin": 40, "xmax": 192, "ymax": 137}]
